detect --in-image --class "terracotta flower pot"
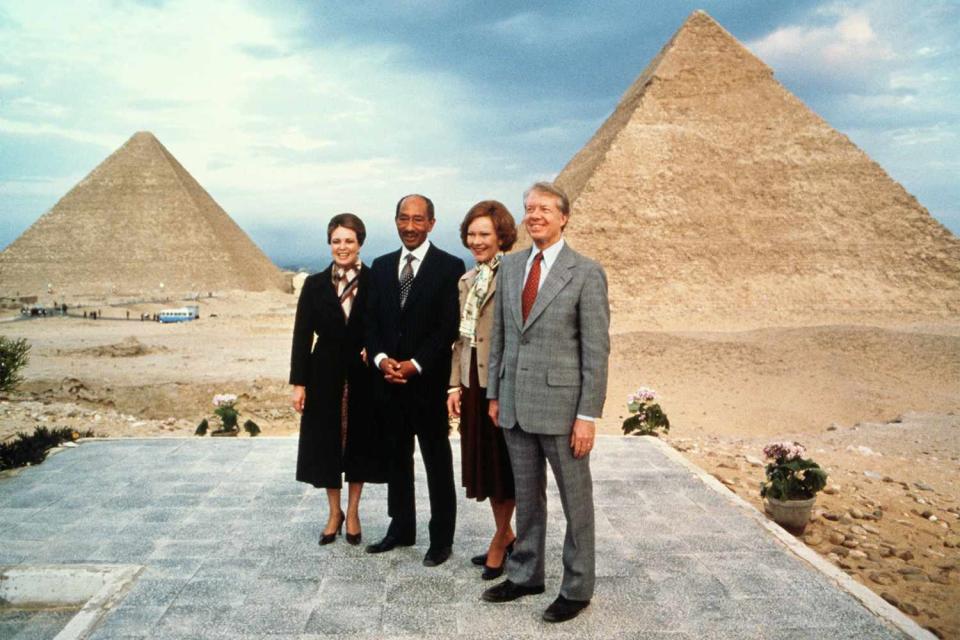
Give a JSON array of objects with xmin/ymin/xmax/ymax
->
[{"xmin": 764, "ymin": 496, "xmax": 816, "ymax": 534}]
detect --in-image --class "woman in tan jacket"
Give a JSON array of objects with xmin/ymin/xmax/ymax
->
[{"xmin": 447, "ymin": 200, "xmax": 518, "ymax": 580}]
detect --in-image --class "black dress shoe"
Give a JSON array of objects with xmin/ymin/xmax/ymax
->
[
  {"xmin": 422, "ymin": 545, "xmax": 452, "ymax": 567},
  {"xmin": 481, "ymin": 579, "xmax": 545, "ymax": 603},
  {"xmin": 319, "ymin": 511, "xmax": 345, "ymax": 546},
  {"xmin": 471, "ymin": 539, "xmax": 515, "ymax": 567},
  {"xmin": 365, "ymin": 534, "xmax": 414, "ymax": 554},
  {"xmin": 345, "ymin": 530, "xmax": 362, "ymax": 546},
  {"xmin": 542, "ymin": 595, "xmax": 590, "ymax": 623}
]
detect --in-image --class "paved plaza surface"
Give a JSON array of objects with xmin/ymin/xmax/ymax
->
[{"xmin": 0, "ymin": 437, "xmax": 914, "ymax": 639}]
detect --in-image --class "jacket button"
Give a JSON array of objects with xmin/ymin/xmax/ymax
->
[
  {"xmin": 478, "ymin": 337, "xmax": 484, "ymax": 342},
  {"xmin": 478, "ymin": 363, "xmax": 484, "ymax": 368}
]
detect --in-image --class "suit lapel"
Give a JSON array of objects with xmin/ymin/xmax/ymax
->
[
  {"xmin": 522, "ymin": 244, "xmax": 574, "ymax": 331},
  {"xmin": 509, "ymin": 251, "xmax": 527, "ymax": 330},
  {"xmin": 384, "ymin": 250, "xmax": 402, "ymax": 313}
]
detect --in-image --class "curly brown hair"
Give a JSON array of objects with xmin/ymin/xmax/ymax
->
[{"xmin": 459, "ymin": 200, "xmax": 517, "ymax": 251}]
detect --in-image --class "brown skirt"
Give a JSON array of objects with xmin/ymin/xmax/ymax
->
[{"xmin": 460, "ymin": 348, "xmax": 514, "ymax": 501}]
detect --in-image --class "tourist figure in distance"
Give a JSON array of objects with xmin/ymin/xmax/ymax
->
[
  {"xmin": 446, "ymin": 201, "xmax": 518, "ymax": 580},
  {"xmin": 365, "ymin": 194, "xmax": 465, "ymax": 566},
  {"xmin": 289, "ymin": 213, "xmax": 384, "ymax": 546},
  {"xmin": 482, "ymin": 182, "xmax": 610, "ymax": 623}
]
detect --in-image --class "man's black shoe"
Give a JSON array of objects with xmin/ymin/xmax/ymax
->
[
  {"xmin": 365, "ymin": 534, "xmax": 414, "ymax": 554},
  {"xmin": 422, "ymin": 545, "xmax": 452, "ymax": 567},
  {"xmin": 542, "ymin": 595, "xmax": 590, "ymax": 623},
  {"xmin": 481, "ymin": 580, "xmax": 545, "ymax": 603}
]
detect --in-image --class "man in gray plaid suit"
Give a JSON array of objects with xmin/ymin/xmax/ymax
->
[{"xmin": 481, "ymin": 181, "xmax": 610, "ymax": 623}]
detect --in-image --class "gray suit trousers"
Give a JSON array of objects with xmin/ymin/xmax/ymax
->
[{"xmin": 503, "ymin": 424, "xmax": 595, "ymax": 601}]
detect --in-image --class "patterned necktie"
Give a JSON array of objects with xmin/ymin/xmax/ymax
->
[
  {"xmin": 521, "ymin": 251, "xmax": 543, "ymax": 323},
  {"xmin": 399, "ymin": 254, "xmax": 415, "ymax": 309}
]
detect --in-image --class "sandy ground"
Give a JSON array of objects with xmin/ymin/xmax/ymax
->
[{"xmin": 1, "ymin": 290, "xmax": 958, "ymax": 637}]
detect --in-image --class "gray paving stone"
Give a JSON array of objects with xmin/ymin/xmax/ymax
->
[
  {"xmin": 0, "ymin": 438, "xmax": 909, "ymax": 639},
  {"xmin": 87, "ymin": 605, "xmax": 167, "ymax": 639},
  {"xmin": 218, "ymin": 604, "xmax": 312, "ymax": 635},
  {"xmin": 304, "ymin": 604, "xmax": 383, "ymax": 634}
]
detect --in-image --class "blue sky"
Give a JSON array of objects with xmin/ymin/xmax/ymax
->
[{"xmin": 0, "ymin": 0, "xmax": 957, "ymax": 267}]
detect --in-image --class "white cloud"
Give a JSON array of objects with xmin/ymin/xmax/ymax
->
[
  {"xmin": 0, "ymin": 0, "xmax": 477, "ymax": 235},
  {"xmin": 748, "ymin": 9, "xmax": 893, "ymax": 82}
]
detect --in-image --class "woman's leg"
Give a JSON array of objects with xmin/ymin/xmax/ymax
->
[
  {"xmin": 345, "ymin": 482, "xmax": 364, "ymax": 535},
  {"xmin": 323, "ymin": 487, "xmax": 343, "ymax": 535},
  {"xmin": 485, "ymin": 497, "xmax": 516, "ymax": 567}
]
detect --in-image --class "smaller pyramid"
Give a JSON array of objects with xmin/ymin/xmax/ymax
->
[{"xmin": 0, "ymin": 132, "xmax": 287, "ymax": 297}]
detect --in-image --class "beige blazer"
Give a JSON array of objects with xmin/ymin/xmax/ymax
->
[{"xmin": 449, "ymin": 266, "xmax": 498, "ymax": 389}]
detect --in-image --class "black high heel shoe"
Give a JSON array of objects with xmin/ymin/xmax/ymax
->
[
  {"xmin": 319, "ymin": 511, "xmax": 345, "ymax": 546},
  {"xmin": 345, "ymin": 519, "xmax": 362, "ymax": 546},
  {"xmin": 474, "ymin": 539, "xmax": 516, "ymax": 570}
]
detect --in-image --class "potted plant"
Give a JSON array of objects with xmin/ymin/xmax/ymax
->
[
  {"xmin": 622, "ymin": 387, "xmax": 670, "ymax": 436},
  {"xmin": 195, "ymin": 394, "xmax": 260, "ymax": 437},
  {"xmin": 760, "ymin": 441, "xmax": 828, "ymax": 533}
]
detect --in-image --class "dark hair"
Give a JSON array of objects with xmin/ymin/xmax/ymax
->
[
  {"xmin": 395, "ymin": 194, "xmax": 435, "ymax": 220},
  {"xmin": 327, "ymin": 213, "xmax": 366, "ymax": 246},
  {"xmin": 523, "ymin": 181, "xmax": 570, "ymax": 216},
  {"xmin": 460, "ymin": 200, "xmax": 518, "ymax": 251}
]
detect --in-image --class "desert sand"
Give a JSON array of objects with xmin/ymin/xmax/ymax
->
[{"xmin": 1, "ymin": 290, "xmax": 957, "ymax": 637}]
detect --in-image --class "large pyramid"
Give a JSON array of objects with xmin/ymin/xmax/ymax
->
[
  {"xmin": 0, "ymin": 132, "xmax": 287, "ymax": 297},
  {"xmin": 555, "ymin": 11, "xmax": 960, "ymax": 330}
]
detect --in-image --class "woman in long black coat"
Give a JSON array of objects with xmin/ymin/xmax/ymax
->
[{"xmin": 290, "ymin": 213, "xmax": 384, "ymax": 546}]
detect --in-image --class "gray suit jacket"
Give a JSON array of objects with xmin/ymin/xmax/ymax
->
[{"xmin": 487, "ymin": 242, "xmax": 610, "ymax": 435}]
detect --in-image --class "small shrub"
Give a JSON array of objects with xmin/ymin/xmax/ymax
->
[
  {"xmin": 622, "ymin": 387, "xmax": 670, "ymax": 436},
  {"xmin": 243, "ymin": 419, "xmax": 261, "ymax": 437},
  {"xmin": 0, "ymin": 336, "xmax": 30, "ymax": 393},
  {"xmin": 0, "ymin": 426, "xmax": 97, "ymax": 471}
]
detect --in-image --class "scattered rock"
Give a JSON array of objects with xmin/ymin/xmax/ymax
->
[
  {"xmin": 869, "ymin": 572, "xmax": 896, "ymax": 585},
  {"xmin": 850, "ymin": 525, "xmax": 868, "ymax": 536},
  {"xmin": 828, "ymin": 531, "xmax": 846, "ymax": 545},
  {"xmin": 915, "ymin": 482, "xmax": 934, "ymax": 492},
  {"xmin": 898, "ymin": 566, "xmax": 922, "ymax": 575},
  {"xmin": 848, "ymin": 549, "xmax": 868, "ymax": 560},
  {"xmin": 842, "ymin": 539, "xmax": 859, "ymax": 549},
  {"xmin": 903, "ymin": 573, "xmax": 929, "ymax": 582},
  {"xmin": 879, "ymin": 546, "xmax": 895, "ymax": 558},
  {"xmin": 881, "ymin": 592, "xmax": 899, "ymax": 607},
  {"xmin": 862, "ymin": 524, "xmax": 879, "ymax": 534},
  {"xmin": 823, "ymin": 485, "xmax": 839, "ymax": 495},
  {"xmin": 899, "ymin": 602, "xmax": 920, "ymax": 616},
  {"xmin": 864, "ymin": 471, "xmax": 882, "ymax": 480},
  {"xmin": 899, "ymin": 550, "xmax": 915, "ymax": 561},
  {"xmin": 803, "ymin": 533, "xmax": 823, "ymax": 546},
  {"xmin": 839, "ymin": 514, "xmax": 854, "ymax": 525},
  {"xmin": 744, "ymin": 455, "xmax": 763, "ymax": 467},
  {"xmin": 850, "ymin": 508, "xmax": 865, "ymax": 519},
  {"xmin": 822, "ymin": 512, "xmax": 840, "ymax": 521}
]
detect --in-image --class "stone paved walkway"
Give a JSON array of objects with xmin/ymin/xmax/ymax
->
[{"xmin": 0, "ymin": 437, "xmax": 915, "ymax": 639}]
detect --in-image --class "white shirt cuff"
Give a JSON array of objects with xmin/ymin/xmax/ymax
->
[
  {"xmin": 576, "ymin": 415, "xmax": 595, "ymax": 422},
  {"xmin": 374, "ymin": 353, "xmax": 387, "ymax": 368},
  {"xmin": 410, "ymin": 359, "xmax": 422, "ymax": 374}
]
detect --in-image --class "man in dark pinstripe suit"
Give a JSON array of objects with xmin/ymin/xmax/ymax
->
[{"xmin": 365, "ymin": 194, "xmax": 466, "ymax": 567}]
